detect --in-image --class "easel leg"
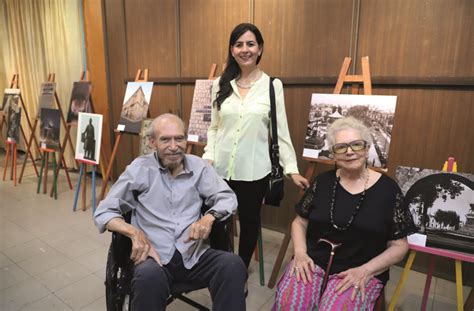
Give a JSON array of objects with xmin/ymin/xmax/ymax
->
[
  {"xmin": 19, "ymin": 119, "xmax": 38, "ymax": 183},
  {"xmin": 82, "ymin": 164, "xmax": 87, "ymax": 211},
  {"xmin": 73, "ymin": 163, "xmax": 84, "ymax": 211},
  {"xmin": 43, "ymin": 152, "xmax": 49, "ymax": 194},
  {"xmin": 37, "ymin": 154, "xmax": 46, "ymax": 194},
  {"xmin": 100, "ymin": 133, "xmax": 122, "ymax": 201},
  {"xmin": 10, "ymin": 144, "xmax": 14, "ymax": 181},
  {"xmin": 51, "ymin": 153, "xmax": 58, "ymax": 200},
  {"xmin": 421, "ymin": 255, "xmax": 436, "ymax": 311},
  {"xmin": 455, "ymin": 260, "xmax": 463, "ymax": 311},
  {"xmin": 50, "ymin": 126, "xmax": 71, "ymax": 197},
  {"xmin": 268, "ymin": 223, "xmax": 292, "ymax": 288},
  {"xmin": 61, "ymin": 156, "xmax": 73, "ymax": 189},
  {"xmin": 388, "ymin": 250, "xmax": 417, "ymax": 311},
  {"xmin": 13, "ymin": 144, "xmax": 17, "ymax": 186},
  {"xmin": 92, "ymin": 165, "xmax": 96, "ymax": 214},
  {"xmin": 3, "ymin": 144, "xmax": 10, "ymax": 181},
  {"xmin": 20, "ymin": 125, "xmax": 39, "ymax": 177}
]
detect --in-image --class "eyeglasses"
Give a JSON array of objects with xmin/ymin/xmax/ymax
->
[{"xmin": 331, "ymin": 139, "xmax": 368, "ymax": 154}]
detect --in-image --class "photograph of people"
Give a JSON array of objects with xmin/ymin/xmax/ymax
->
[
  {"xmin": 202, "ymin": 23, "xmax": 309, "ymax": 272},
  {"xmin": 273, "ymin": 117, "xmax": 417, "ymax": 310},
  {"xmin": 82, "ymin": 118, "xmax": 95, "ymax": 161}
]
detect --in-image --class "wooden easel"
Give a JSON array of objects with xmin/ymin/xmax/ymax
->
[
  {"xmin": 99, "ymin": 69, "xmax": 149, "ymax": 201},
  {"xmin": 1, "ymin": 74, "xmax": 40, "ymax": 178},
  {"xmin": 2, "ymin": 140, "xmax": 18, "ymax": 185},
  {"xmin": 388, "ymin": 157, "xmax": 474, "ymax": 311},
  {"xmin": 185, "ymin": 63, "xmax": 217, "ymax": 154},
  {"xmin": 36, "ymin": 146, "xmax": 59, "ymax": 199},
  {"xmin": 267, "ymin": 56, "xmax": 373, "ymax": 288},
  {"xmin": 19, "ymin": 73, "xmax": 73, "ymax": 189}
]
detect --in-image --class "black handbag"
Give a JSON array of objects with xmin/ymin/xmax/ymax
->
[{"xmin": 264, "ymin": 78, "xmax": 285, "ymax": 207}]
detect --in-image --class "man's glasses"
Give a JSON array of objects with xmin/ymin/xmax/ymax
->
[{"xmin": 331, "ymin": 139, "xmax": 368, "ymax": 154}]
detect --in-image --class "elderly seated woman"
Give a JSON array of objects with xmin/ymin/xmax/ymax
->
[{"xmin": 273, "ymin": 116, "xmax": 416, "ymax": 311}]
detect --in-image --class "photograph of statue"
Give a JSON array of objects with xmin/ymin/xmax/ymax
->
[
  {"xmin": 66, "ymin": 81, "xmax": 92, "ymax": 123},
  {"xmin": 39, "ymin": 108, "xmax": 61, "ymax": 150},
  {"xmin": 6, "ymin": 102, "xmax": 21, "ymax": 143},
  {"xmin": 36, "ymin": 82, "xmax": 56, "ymax": 118},
  {"xmin": 118, "ymin": 81, "xmax": 153, "ymax": 134},
  {"xmin": 187, "ymin": 79, "xmax": 213, "ymax": 143},
  {"xmin": 75, "ymin": 112, "xmax": 102, "ymax": 165},
  {"xmin": 139, "ymin": 118, "xmax": 154, "ymax": 156},
  {"xmin": 396, "ymin": 166, "xmax": 474, "ymax": 253},
  {"xmin": 303, "ymin": 93, "xmax": 397, "ymax": 169},
  {"xmin": 1, "ymin": 88, "xmax": 21, "ymax": 112}
]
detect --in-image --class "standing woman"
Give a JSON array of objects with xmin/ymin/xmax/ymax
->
[{"xmin": 203, "ymin": 23, "xmax": 309, "ymax": 268}]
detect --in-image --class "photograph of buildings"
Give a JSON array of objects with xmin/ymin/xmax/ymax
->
[
  {"xmin": 36, "ymin": 82, "xmax": 56, "ymax": 118},
  {"xmin": 187, "ymin": 79, "xmax": 213, "ymax": 143},
  {"xmin": 39, "ymin": 108, "xmax": 61, "ymax": 150},
  {"xmin": 118, "ymin": 81, "xmax": 153, "ymax": 134},
  {"xmin": 6, "ymin": 104, "xmax": 21, "ymax": 143},
  {"xmin": 303, "ymin": 93, "xmax": 397, "ymax": 168},
  {"xmin": 66, "ymin": 81, "xmax": 92, "ymax": 123},
  {"xmin": 396, "ymin": 166, "xmax": 474, "ymax": 253},
  {"xmin": 139, "ymin": 118, "xmax": 154, "ymax": 156},
  {"xmin": 75, "ymin": 112, "xmax": 102, "ymax": 165},
  {"xmin": 1, "ymin": 88, "xmax": 21, "ymax": 112}
]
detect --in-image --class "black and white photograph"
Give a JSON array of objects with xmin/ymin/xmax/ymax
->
[
  {"xmin": 303, "ymin": 93, "xmax": 397, "ymax": 168},
  {"xmin": 396, "ymin": 166, "xmax": 474, "ymax": 253},
  {"xmin": 36, "ymin": 82, "xmax": 56, "ymax": 118},
  {"xmin": 187, "ymin": 79, "xmax": 213, "ymax": 143},
  {"xmin": 2, "ymin": 88, "xmax": 21, "ymax": 112},
  {"xmin": 6, "ymin": 104, "xmax": 21, "ymax": 143},
  {"xmin": 118, "ymin": 81, "xmax": 153, "ymax": 134},
  {"xmin": 39, "ymin": 108, "xmax": 61, "ymax": 150},
  {"xmin": 139, "ymin": 118, "xmax": 154, "ymax": 156},
  {"xmin": 66, "ymin": 81, "xmax": 92, "ymax": 123},
  {"xmin": 75, "ymin": 112, "xmax": 103, "ymax": 164}
]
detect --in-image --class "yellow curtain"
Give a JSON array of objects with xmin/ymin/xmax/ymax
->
[{"xmin": 0, "ymin": 0, "xmax": 83, "ymax": 167}]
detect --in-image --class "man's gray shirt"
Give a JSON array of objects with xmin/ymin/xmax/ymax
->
[{"xmin": 94, "ymin": 153, "xmax": 237, "ymax": 269}]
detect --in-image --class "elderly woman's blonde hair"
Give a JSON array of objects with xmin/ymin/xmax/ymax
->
[{"xmin": 326, "ymin": 116, "xmax": 372, "ymax": 149}]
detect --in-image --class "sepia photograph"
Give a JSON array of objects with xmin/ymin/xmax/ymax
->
[
  {"xmin": 396, "ymin": 166, "xmax": 474, "ymax": 253},
  {"xmin": 39, "ymin": 108, "xmax": 61, "ymax": 150},
  {"xmin": 187, "ymin": 79, "xmax": 213, "ymax": 143},
  {"xmin": 67, "ymin": 81, "xmax": 92, "ymax": 123},
  {"xmin": 303, "ymin": 93, "xmax": 397, "ymax": 168},
  {"xmin": 139, "ymin": 118, "xmax": 154, "ymax": 156},
  {"xmin": 6, "ymin": 104, "xmax": 21, "ymax": 143},
  {"xmin": 75, "ymin": 112, "xmax": 103, "ymax": 165},
  {"xmin": 2, "ymin": 88, "xmax": 21, "ymax": 112},
  {"xmin": 36, "ymin": 82, "xmax": 56, "ymax": 118},
  {"xmin": 118, "ymin": 81, "xmax": 153, "ymax": 134}
]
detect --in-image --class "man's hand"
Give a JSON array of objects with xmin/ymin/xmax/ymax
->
[
  {"xmin": 130, "ymin": 227, "xmax": 162, "ymax": 266},
  {"xmin": 184, "ymin": 214, "xmax": 215, "ymax": 242}
]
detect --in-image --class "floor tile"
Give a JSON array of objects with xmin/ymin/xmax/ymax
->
[
  {"xmin": 3, "ymin": 239, "xmax": 53, "ymax": 263},
  {"xmin": 0, "ymin": 251, "xmax": 14, "ymax": 268},
  {"xmin": 54, "ymin": 274, "xmax": 105, "ymax": 310},
  {"xmin": 34, "ymin": 260, "xmax": 91, "ymax": 292},
  {"xmin": 20, "ymin": 294, "xmax": 72, "ymax": 311},
  {"xmin": 16, "ymin": 249, "xmax": 70, "ymax": 276},
  {"xmin": 0, "ymin": 264, "xmax": 30, "ymax": 290},
  {"xmin": 80, "ymin": 295, "xmax": 106, "ymax": 311},
  {"xmin": 74, "ymin": 246, "xmax": 108, "ymax": 273},
  {"xmin": 0, "ymin": 277, "xmax": 49, "ymax": 310}
]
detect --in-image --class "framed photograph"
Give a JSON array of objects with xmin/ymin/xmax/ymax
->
[
  {"xmin": 6, "ymin": 105, "xmax": 21, "ymax": 143},
  {"xmin": 66, "ymin": 81, "xmax": 92, "ymax": 123},
  {"xmin": 36, "ymin": 82, "xmax": 56, "ymax": 118},
  {"xmin": 302, "ymin": 93, "xmax": 397, "ymax": 168},
  {"xmin": 396, "ymin": 166, "xmax": 474, "ymax": 253},
  {"xmin": 187, "ymin": 79, "xmax": 213, "ymax": 143},
  {"xmin": 139, "ymin": 118, "xmax": 154, "ymax": 156},
  {"xmin": 39, "ymin": 108, "xmax": 61, "ymax": 150},
  {"xmin": 75, "ymin": 112, "xmax": 103, "ymax": 165},
  {"xmin": 118, "ymin": 81, "xmax": 153, "ymax": 134},
  {"xmin": 2, "ymin": 88, "xmax": 21, "ymax": 112}
]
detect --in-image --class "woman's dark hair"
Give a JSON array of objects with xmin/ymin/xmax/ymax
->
[{"xmin": 214, "ymin": 23, "xmax": 264, "ymax": 110}]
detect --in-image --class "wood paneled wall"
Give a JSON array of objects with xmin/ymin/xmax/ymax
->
[{"xmin": 99, "ymin": 0, "xmax": 474, "ymax": 232}]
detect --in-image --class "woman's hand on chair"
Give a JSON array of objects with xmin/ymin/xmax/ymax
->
[
  {"xmin": 335, "ymin": 265, "xmax": 372, "ymax": 301},
  {"xmin": 130, "ymin": 228, "xmax": 162, "ymax": 266},
  {"xmin": 292, "ymin": 251, "xmax": 315, "ymax": 284}
]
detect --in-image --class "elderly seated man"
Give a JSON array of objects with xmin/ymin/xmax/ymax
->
[{"xmin": 94, "ymin": 113, "xmax": 247, "ymax": 310}]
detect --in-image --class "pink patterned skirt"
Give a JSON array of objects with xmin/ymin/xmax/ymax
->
[{"xmin": 273, "ymin": 260, "xmax": 384, "ymax": 311}]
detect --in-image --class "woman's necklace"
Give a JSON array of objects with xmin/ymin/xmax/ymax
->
[
  {"xmin": 329, "ymin": 169, "xmax": 370, "ymax": 231},
  {"xmin": 236, "ymin": 69, "xmax": 261, "ymax": 89}
]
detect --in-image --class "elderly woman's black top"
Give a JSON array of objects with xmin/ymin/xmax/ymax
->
[{"xmin": 295, "ymin": 170, "xmax": 417, "ymax": 284}]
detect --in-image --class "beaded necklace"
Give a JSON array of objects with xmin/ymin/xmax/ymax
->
[{"xmin": 329, "ymin": 169, "xmax": 370, "ymax": 231}]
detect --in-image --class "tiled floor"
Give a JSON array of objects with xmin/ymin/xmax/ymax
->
[{"xmin": 0, "ymin": 152, "xmax": 471, "ymax": 310}]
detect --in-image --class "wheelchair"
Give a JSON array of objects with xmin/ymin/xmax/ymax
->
[{"xmin": 105, "ymin": 210, "xmax": 233, "ymax": 311}]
